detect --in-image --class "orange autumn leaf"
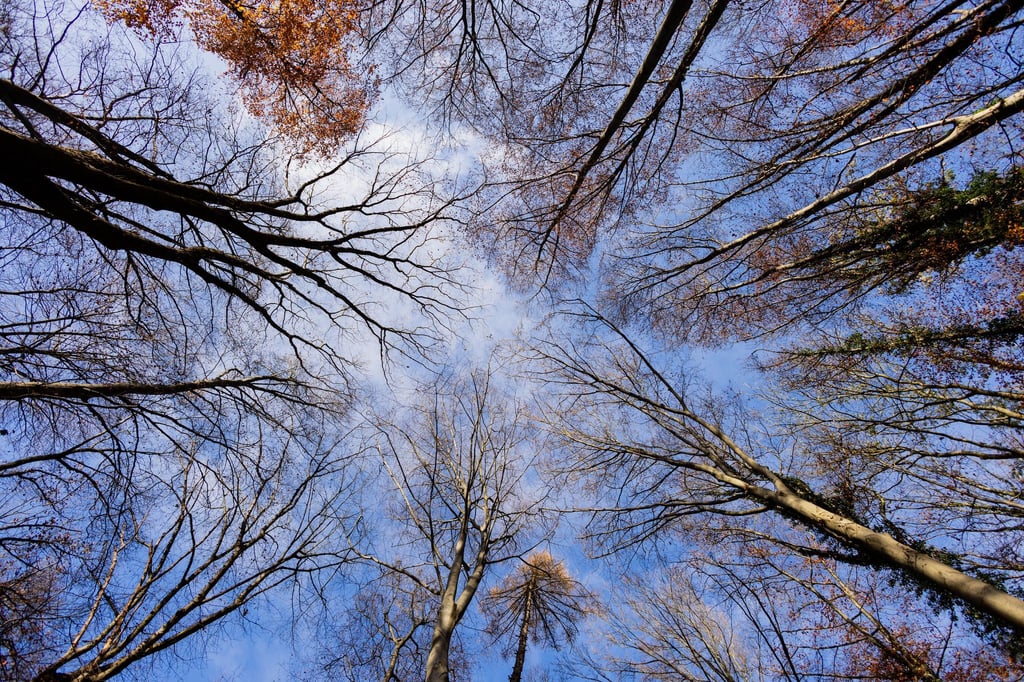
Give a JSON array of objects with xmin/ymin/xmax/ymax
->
[{"xmin": 93, "ymin": 0, "xmax": 371, "ymax": 155}]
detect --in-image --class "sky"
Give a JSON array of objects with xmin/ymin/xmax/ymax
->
[{"xmin": 5, "ymin": 0, "xmax": 1023, "ymax": 679}]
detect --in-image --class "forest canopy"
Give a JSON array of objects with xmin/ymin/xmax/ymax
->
[{"xmin": 1, "ymin": 0, "xmax": 1022, "ymax": 680}]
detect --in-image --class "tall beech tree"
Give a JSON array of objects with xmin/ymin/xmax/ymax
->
[
  {"xmin": 348, "ymin": 368, "xmax": 542, "ymax": 682},
  {"xmin": 537, "ymin": 306, "xmax": 1024, "ymax": 647}
]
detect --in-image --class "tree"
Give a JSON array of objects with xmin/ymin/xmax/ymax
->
[
  {"xmin": 336, "ymin": 366, "xmax": 543, "ymax": 682},
  {"xmin": 320, "ymin": 568, "xmax": 436, "ymax": 682},
  {"xmin": 587, "ymin": 548, "xmax": 1024, "ymax": 682},
  {"xmin": 0, "ymin": 0, "xmax": 458, "ymax": 677},
  {"xmin": 12, "ymin": 412, "xmax": 360, "ymax": 682},
  {"xmin": 592, "ymin": 568, "xmax": 759, "ymax": 682},
  {"xmin": 362, "ymin": 0, "xmax": 1023, "ymax": 286},
  {"xmin": 0, "ymin": 541, "xmax": 65, "ymax": 680},
  {"xmin": 535, "ymin": 305, "xmax": 1024, "ymax": 650},
  {"xmin": 1, "ymin": 0, "xmax": 459, "ymax": 363},
  {"xmin": 603, "ymin": 1, "xmax": 1024, "ymax": 344},
  {"xmin": 480, "ymin": 550, "xmax": 593, "ymax": 682},
  {"xmin": 360, "ymin": 0, "xmax": 671, "ymax": 274},
  {"xmin": 628, "ymin": 162, "xmax": 1024, "ymax": 345},
  {"xmin": 93, "ymin": 0, "xmax": 370, "ymax": 154},
  {"xmin": 697, "ymin": 540, "xmax": 1024, "ymax": 681},
  {"xmin": 723, "ymin": 165, "xmax": 1024, "ymax": 662}
]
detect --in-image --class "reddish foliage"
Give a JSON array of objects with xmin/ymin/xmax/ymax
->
[
  {"xmin": 94, "ymin": 0, "xmax": 371, "ymax": 155},
  {"xmin": 787, "ymin": 0, "xmax": 919, "ymax": 48},
  {"xmin": 844, "ymin": 624, "xmax": 1023, "ymax": 681}
]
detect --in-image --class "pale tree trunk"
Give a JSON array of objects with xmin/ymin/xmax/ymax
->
[
  {"xmin": 741, "ymin": 479, "xmax": 1024, "ymax": 631},
  {"xmin": 425, "ymin": 530, "xmax": 466, "ymax": 682},
  {"xmin": 425, "ymin": 618, "xmax": 455, "ymax": 682},
  {"xmin": 424, "ymin": 510, "xmax": 492, "ymax": 682},
  {"xmin": 424, "ymin": 564, "xmax": 488, "ymax": 682},
  {"xmin": 686, "ymin": 402, "xmax": 1024, "ymax": 633}
]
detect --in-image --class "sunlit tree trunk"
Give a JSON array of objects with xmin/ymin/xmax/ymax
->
[
  {"xmin": 424, "ymin": 518, "xmax": 489, "ymax": 682},
  {"xmin": 749, "ymin": 482, "xmax": 1024, "ymax": 632}
]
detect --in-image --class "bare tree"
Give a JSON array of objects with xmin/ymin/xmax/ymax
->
[
  {"xmin": 585, "ymin": 548, "xmax": 1023, "ymax": 682},
  {"xmin": 363, "ymin": 0, "xmax": 1023, "ymax": 306},
  {"xmin": 535, "ymin": 305, "xmax": 1024, "ymax": 646},
  {"xmin": 333, "ymin": 366, "xmax": 543, "ymax": 682},
  {"xmin": 359, "ymin": 0, "xmax": 673, "ymax": 276},
  {"xmin": 0, "ymin": 0, "xmax": 464, "ymax": 678},
  {"xmin": 590, "ymin": 568, "xmax": 759, "ymax": 682},
  {"xmin": 320, "ymin": 567, "xmax": 436, "ymax": 682},
  {"xmin": 601, "ymin": 0, "xmax": 1024, "ymax": 344},
  {"xmin": 1, "ymin": 0, "xmax": 462, "ymax": 363},
  {"xmin": 19, "ymin": 418, "xmax": 360, "ymax": 682}
]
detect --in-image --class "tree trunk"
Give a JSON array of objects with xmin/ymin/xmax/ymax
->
[
  {"xmin": 424, "ymin": 516, "xmax": 491, "ymax": 682},
  {"xmin": 508, "ymin": 575, "xmax": 535, "ymax": 682},
  {"xmin": 425, "ymin": 621, "xmax": 454, "ymax": 682},
  {"xmin": 425, "ymin": 555, "xmax": 462, "ymax": 682},
  {"xmin": 750, "ymin": 482, "xmax": 1024, "ymax": 632}
]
